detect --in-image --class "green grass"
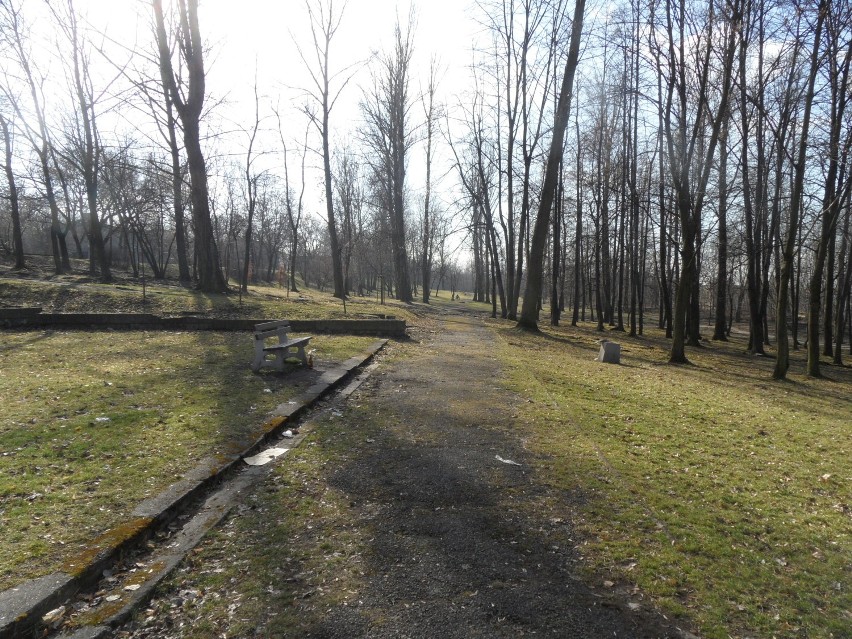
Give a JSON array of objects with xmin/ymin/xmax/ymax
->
[
  {"xmin": 491, "ymin": 321, "xmax": 851, "ymax": 639},
  {"xmin": 0, "ymin": 329, "xmax": 377, "ymax": 591},
  {"xmin": 0, "ymin": 276, "xmax": 416, "ymax": 322},
  {"xmin": 135, "ymin": 410, "xmax": 376, "ymax": 638}
]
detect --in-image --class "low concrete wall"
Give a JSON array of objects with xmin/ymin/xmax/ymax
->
[{"xmin": 0, "ymin": 308, "xmax": 407, "ymax": 337}]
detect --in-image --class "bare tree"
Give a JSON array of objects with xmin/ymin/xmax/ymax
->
[
  {"xmin": 0, "ymin": 0, "xmax": 71, "ymax": 273},
  {"xmin": 297, "ymin": 0, "xmax": 357, "ymax": 299},
  {"xmin": 153, "ymin": 0, "xmax": 227, "ymax": 292},
  {"xmin": 361, "ymin": 15, "xmax": 416, "ymax": 303},
  {"xmin": 656, "ymin": 0, "xmax": 741, "ymax": 363},
  {"xmin": 420, "ymin": 58, "xmax": 441, "ymax": 304},
  {"xmin": 240, "ymin": 79, "xmax": 263, "ymax": 293},
  {"xmin": 0, "ymin": 111, "xmax": 24, "ymax": 269},
  {"xmin": 805, "ymin": 1, "xmax": 851, "ymax": 377},
  {"xmin": 774, "ymin": 1, "xmax": 827, "ymax": 379},
  {"xmin": 518, "ymin": 0, "xmax": 584, "ymax": 330},
  {"xmin": 449, "ymin": 84, "xmax": 509, "ymax": 318},
  {"xmin": 53, "ymin": 0, "xmax": 113, "ymax": 281},
  {"xmin": 277, "ymin": 113, "xmax": 308, "ymax": 293}
]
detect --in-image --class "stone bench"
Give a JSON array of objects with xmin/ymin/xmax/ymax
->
[{"xmin": 251, "ymin": 320, "xmax": 312, "ymax": 372}]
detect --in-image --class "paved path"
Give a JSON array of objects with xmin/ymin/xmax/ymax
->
[{"xmin": 121, "ymin": 305, "xmax": 683, "ymax": 638}]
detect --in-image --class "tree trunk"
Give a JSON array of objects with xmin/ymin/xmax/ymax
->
[
  {"xmin": 774, "ymin": 1, "xmax": 825, "ymax": 379},
  {"xmin": 518, "ymin": 0, "xmax": 585, "ymax": 330},
  {"xmin": 713, "ymin": 122, "xmax": 729, "ymax": 341},
  {"xmin": 154, "ymin": 0, "xmax": 227, "ymax": 293},
  {"xmin": 0, "ymin": 114, "xmax": 25, "ymax": 270},
  {"xmin": 550, "ymin": 159, "xmax": 562, "ymax": 326}
]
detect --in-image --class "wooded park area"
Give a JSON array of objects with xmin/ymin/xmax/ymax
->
[{"xmin": 1, "ymin": 0, "xmax": 851, "ymax": 379}]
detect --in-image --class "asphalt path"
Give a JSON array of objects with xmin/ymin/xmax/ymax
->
[{"xmin": 118, "ymin": 303, "xmax": 690, "ymax": 638}]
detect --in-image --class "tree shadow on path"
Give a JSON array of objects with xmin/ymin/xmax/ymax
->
[{"xmin": 302, "ymin": 313, "xmax": 685, "ymax": 638}]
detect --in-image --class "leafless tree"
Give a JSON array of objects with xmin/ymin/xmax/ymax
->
[
  {"xmin": 0, "ymin": 110, "xmax": 24, "ymax": 269},
  {"xmin": 0, "ymin": 0, "xmax": 71, "ymax": 273},
  {"xmin": 655, "ymin": 0, "xmax": 741, "ymax": 363},
  {"xmin": 296, "ymin": 0, "xmax": 358, "ymax": 299},
  {"xmin": 361, "ymin": 14, "xmax": 416, "ymax": 303},
  {"xmin": 153, "ymin": 0, "xmax": 227, "ymax": 292},
  {"xmin": 420, "ymin": 58, "xmax": 441, "ymax": 304},
  {"xmin": 773, "ymin": 1, "xmax": 828, "ymax": 378},
  {"xmin": 518, "ymin": 0, "xmax": 584, "ymax": 330},
  {"xmin": 805, "ymin": 1, "xmax": 851, "ymax": 377},
  {"xmin": 52, "ymin": 0, "xmax": 113, "ymax": 281}
]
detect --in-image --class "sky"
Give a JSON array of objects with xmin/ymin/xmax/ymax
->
[{"xmin": 74, "ymin": 0, "xmax": 485, "ymax": 223}]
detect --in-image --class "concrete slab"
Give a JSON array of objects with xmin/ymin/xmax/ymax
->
[
  {"xmin": 0, "ymin": 572, "xmax": 73, "ymax": 638},
  {"xmin": 57, "ymin": 625, "xmax": 110, "ymax": 639}
]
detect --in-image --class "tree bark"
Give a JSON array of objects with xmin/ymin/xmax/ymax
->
[
  {"xmin": 153, "ymin": 0, "xmax": 227, "ymax": 293},
  {"xmin": 517, "ymin": 0, "xmax": 585, "ymax": 330},
  {"xmin": 0, "ymin": 114, "xmax": 25, "ymax": 270}
]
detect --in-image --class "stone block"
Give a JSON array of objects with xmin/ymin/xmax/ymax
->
[{"xmin": 597, "ymin": 340, "xmax": 621, "ymax": 364}]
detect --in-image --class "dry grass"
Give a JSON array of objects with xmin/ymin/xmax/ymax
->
[
  {"xmin": 491, "ymin": 320, "xmax": 851, "ymax": 639},
  {"xmin": 0, "ymin": 270, "xmax": 385, "ymax": 590},
  {"xmin": 0, "ymin": 275, "xmax": 415, "ymax": 322}
]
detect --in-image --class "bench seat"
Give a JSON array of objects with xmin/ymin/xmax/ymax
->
[{"xmin": 251, "ymin": 321, "xmax": 313, "ymax": 372}]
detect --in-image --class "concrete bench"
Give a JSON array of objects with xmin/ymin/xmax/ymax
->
[{"xmin": 251, "ymin": 320, "xmax": 312, "ymax": 372}]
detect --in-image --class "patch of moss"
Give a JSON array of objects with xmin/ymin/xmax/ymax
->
[{"xmin": 62, "ymin": 517, "xmax": 154, "ymax": 577}]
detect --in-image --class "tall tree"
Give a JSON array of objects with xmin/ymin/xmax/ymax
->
[
  {"xmin": 1, "ymin": 0, "xmax": 71, "ymax": 273},
  {"xmin": 153, "ymin": 0, "xmax": 227, "ymax": 292},
  {"xmin": 420, "ymin": 58, "xmax": 440, "ymax": 304},
  {"xmin": 657, "ymin": 0, "xmax": 741, "ymax": 363},
  {"xmin": 806, "ymin": 1, "xmax": 851, "ymax": 377},
  {"xmin": 54, "ymin": 0, "xmax": 112, "ymax": 282},
  {"xmin": 518, "ymin": 0, "xmax": 585, "ymax": 330},
  {"xmin": 0, "ymin": 111, "xmax": 24, "ymax": 270},
  {"xmin": 277, "ymin": 115, "xmax": 308, "ymax": 293},
  {"xmin": 361, "ymin": 16, "xmax": 416, "ymax": 303},
  {"xmin": 774, "ymin": 0, "xmax": 827, "ymax": 379},
  {"xmin": 240, "ymin": 80, "xmax": 262, "ymax": 293},
  {"xmin": 712, "ymin": 115, "xmax": 730, "ymax": 341},
  {"xmin": 297, "ymin": 0, "xmax": 355, "ymax": 299}
]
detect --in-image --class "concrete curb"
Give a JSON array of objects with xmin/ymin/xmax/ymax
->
[{"xmin": 0, "ymin": 339, "xmax": 388, "ymax": 639}]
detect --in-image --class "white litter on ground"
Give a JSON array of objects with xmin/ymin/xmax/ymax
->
[
  {"xmin": 495, "ymin": 455, "xmax": 522, "ymax": 466},
  {"xmin": 244, "ymin": 448, "xmax": 290, "ymax": 466}
]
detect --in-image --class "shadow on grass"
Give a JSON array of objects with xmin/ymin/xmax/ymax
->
[{"xmin": 0, "ymin": 330, "xmax": 55, "ymax": 353}]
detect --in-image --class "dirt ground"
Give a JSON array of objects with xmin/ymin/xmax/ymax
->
[{"xmin": 118, "ymin": 303, "xmax": 690, "ymax": 638}]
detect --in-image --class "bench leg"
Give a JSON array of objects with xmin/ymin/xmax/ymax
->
[
  {"xmin": 293, "ymin": 345, "xmax": 307, "ymax": 366},
  {"xmin": 251, "ymin": 343, "xmax": 264, "ymax": 372},
  {"xmin": 253, "ymin": 345, "xmax": 287, "ymax": 372}
]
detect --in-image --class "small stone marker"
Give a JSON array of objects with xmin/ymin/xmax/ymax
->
[{"xmin": 597, "ymin": 340, "xmax": 621, "ymax": 364}]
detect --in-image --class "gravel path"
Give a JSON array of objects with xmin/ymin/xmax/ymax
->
[{"xmin": 118, "ymin": 304, "xmax": 686, "ymax": 638}]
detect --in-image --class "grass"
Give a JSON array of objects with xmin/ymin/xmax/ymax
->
[
  {"xmin": 6, "ymin": 257, "xmax": 849, "ymax": 637},
  {"xmin": 490, "ymin": 320, "xmax": 851, "ymax": 639},
  {"xmin": 134, "ymin": 410, "xmax": 378, "ymax": 638},
  {"xmin": 0, "ymin": 276, "xmax": 415, "ymax": 322},
  {"xmin": 0, "ymin": 326, "xmax": 378, "ymax": 592},
  {"xmin": 95, "ymin": 312, "xmax": 848, "ymax": 639}
]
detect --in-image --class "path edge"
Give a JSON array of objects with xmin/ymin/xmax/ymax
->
[{"xmin": 0, "ymin": 339, "xmax": 389, "ymax": 639}]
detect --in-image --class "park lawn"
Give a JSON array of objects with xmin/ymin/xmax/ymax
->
[
  {"xmin": 491, "ymin": 321, "xmax": 851, "ymax": 639},
  {"xmin": 0, "ymin": 329, "xmax": 377, "ymax": 591},
  {"xmin": 0, "ymin": 276, "xmax": 415, "ymax": 322}
]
